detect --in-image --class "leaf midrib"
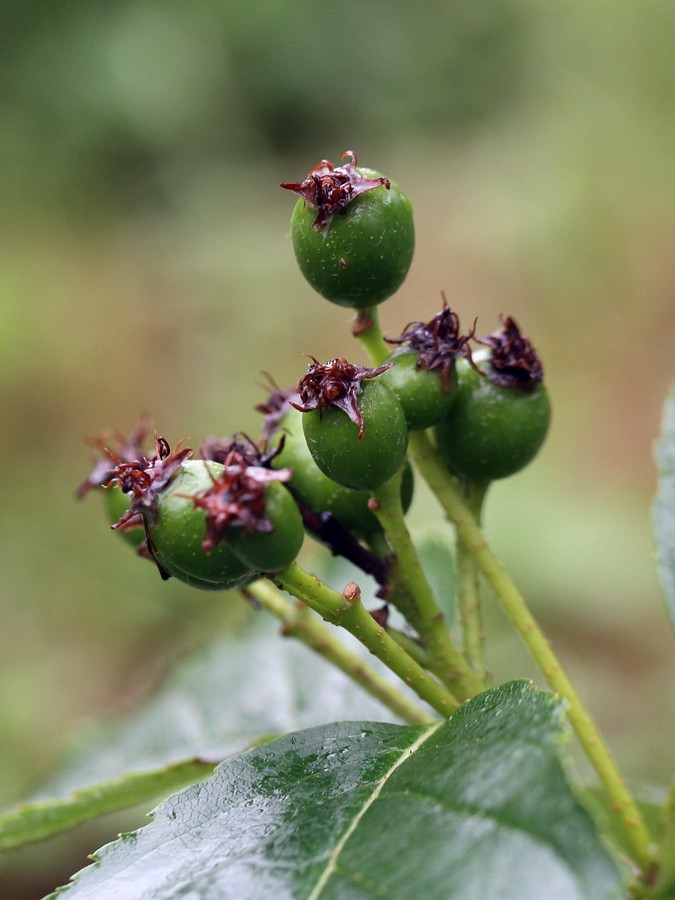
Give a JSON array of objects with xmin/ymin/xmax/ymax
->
[{"xmin": 306, "ymin": 721, "xmax": 443, "ymax": 899}]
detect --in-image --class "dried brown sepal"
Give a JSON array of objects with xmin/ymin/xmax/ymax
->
[
  {"xmin": 104, "ymin": 434, "xmax": 192, "ymax": 531},
  {"xmin": 189, "ymin": 455, "xmax": 292, "ymax": 553},
  {"xmin": 386, "ymin": 296, "xmax": 475, "ymax": 390},
  {"xmin": 479, "ymin": 315, "xmax": 543, "ymax": 391},
  {"xmin": 370, "ymin": 604, "xmax": 390, "ymax": 628},
  {"xmin": 255, "ymin": 375, "xmax": 301, "ymax": 443},
  {"xmin": 291, "ymin": 356, "xmax": 392, "ymax": 439},
  {"xmin": 199, "ymin": 431, "xmax": 281, "ymax": 469},
  {"xmin": 76, "ymin": 418, "xmax": 152, "ymax": 499},
  {"xmin": 280, "ymin": 150, "xmax": 390, "ymax": 230},
  {"xmin": 351, "ymin": 311, "xmax": 375, "ymax": 337}
]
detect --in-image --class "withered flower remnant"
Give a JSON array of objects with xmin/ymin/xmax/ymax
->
[
  {"xmin": 76, "ymin": 419, "xmax": 152, "ymax": 500},
  {"xmin": 254, "ymin": 377, "xmax": 301, "ymax": 444},
  {"xmin": 280, "ymin": 150, "xmax": 390, "ymax": 230},
  {"xmin": 199, "ymin": 432, "xmax": 281, "ymax": 469},
  {"xmin": 387, "ymin": 298, "xmax": 475, "ymax": 391},
  {"xmin": 479, "ymin": 315, "xmax": 544, "ymax": 391},
  {"xmin": 104, "ymin": 434, "xmax": 192, "ymax": 532},
  {"xmin": 189, "ymin": 456, "xmax": 293, "ymax": 554},
  {"xmin": 291, "ymin": 356, "xmax": 392, "ymax": 439}
]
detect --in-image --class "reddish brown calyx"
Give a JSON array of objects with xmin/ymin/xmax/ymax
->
[
  {"xmin": 103, "ymin": 434, "xmax": 192, "ymax": 531},
  {"xmin": 76, "ymin": 418, "xmax": 152, "ymax": 499},
  {"xmin": 280, "ymin": 150, "xmax": 390, "ymax": 230},
  {"xmin": 387, "ymin": 297, "xmax": 475, "ymax": 390},
  {"xmin": 189, "ymin": 455, "xmax": 292, "ymax": 553},
  {"xmin": 291, "ymin": 356, "xmax": 392, "ymax": 438},
  {"xmin": 198, "ymin": 431, "xmax": 282, "ymax": 469},
  {"xmin": 255, "ymin": 376, "xmax": 301, "ymax": 443},
  {"xmin": 479, "ymin": 315, "xmax": 543, "ymax": 391}
]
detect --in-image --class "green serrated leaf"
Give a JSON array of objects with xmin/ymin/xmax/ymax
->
[
  {"xmin": 0, "ymin": 759, "xmax": 214, "ymax": 852},
  {"xmin": 654, "ymin": 387, "xmax": 675, "ymax": 630},
  {"xmin": 0, "ymin": 611, "xmax": 409, "ymax": 853},
  {"xmin": 33, "ymin": 615, "xmax": 401, "ymax": 805},
  {"xmin": 51, "ymin": 682, "xmax": 623, "ymax": 899}
]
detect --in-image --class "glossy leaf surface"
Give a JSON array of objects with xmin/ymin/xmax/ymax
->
[
  {"xmin": 52, "ymin": 682, "xmax": 623, "ymax": 899},
  {"xmin": 37, "ymin": 614, "xmax": 399, "ymax": 801},
  {"xmin": 2, "ymin": 614, "xmax": 402, "ymax": 849}
]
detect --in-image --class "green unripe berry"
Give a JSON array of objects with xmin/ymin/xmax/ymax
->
[
  {"xmin": 434, "ymin": 357, "xmax": 551, "ymax": 483},
  {"xmin": 150, "ymin": 461, "xmax": 256, "ymax": 591},
  {"xmin": 302, "ymin": 379, "xmax": 408, "ymax": 491},
  {"xmin": 229, "ymin": 480, "xmax": 304, "ymax": 573},
  {"xmin": 282, "ymin": 152, "xmax": 414, "ymax": 309},
  {"xmin": 380, "ymin": 349, "xmax": 458, "ymax": 430},
  {"xmin": 272, "ymin": 406, "xmax": 413, "ymax": 539}
]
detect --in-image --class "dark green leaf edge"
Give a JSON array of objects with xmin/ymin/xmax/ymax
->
[
  {"xmin": 653, "ymin": 386, "xmax": 675, "ymax": 631},
  {"xmin": 0, "ymin": 757, "xmax": 217, "ymax": 851},
  {"xmin": 32, "ymin": 615, "xmax": 402, "ymax": 807},
  {"xmin": 49, "ymin": 682, "xmax": 625, "ymax": 900}
]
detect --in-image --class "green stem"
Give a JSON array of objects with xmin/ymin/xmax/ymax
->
[
  {"xmin": 271, "ymin": 562, "xmax": 460, "ymax": 718},
  {"xmin": 366, "ymin": 530, "xmax": 391, "ymax": 559},
  {"xmin": 366, "ymin": 531, "xmax": 429, "ymax": 626},
  {"xmin": 367, "ymin": 533, "xmax": 446, "ymax": 672},
  {"xmin": 244, "ymin": 580, "xmax": 435, "ymax": 725},
  {"xmin": 386, "ymin": 627, "xmax": 433, "ymax": 669},
  {"xmin": 456, "ymin": 480, "xmax": 489, "ymax": 687},
  {"xmin": 352, "ymin": 306, "xmax": 389, "ymax": 364},
  {"xmin": 407, "ymin": 429, "xmax": 655, "ymax": 873},
  {"xmin": 370, "ymin": 469, "xmax": 483, "ymax": 700},
  {"xmin": 651, "ymin": 775, "xmax": 675, "ymax": 895},
  {"xmin": 353, "ymin": 307, "xmax": 479, "ymax": 692}
]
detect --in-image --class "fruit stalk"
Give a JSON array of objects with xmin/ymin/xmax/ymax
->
[
  {"xmin": 407, "ymin": 429, "xmax": 654, "ymax": 872},
  {"xmin": 244, "ymin": 579, "xmax": 436, "ymax": 725},
  {"xmin": 369, "ymin": 468, "xmax": 483, "ymax": 699},
  {"xmin": 271, "ymin": 561, "xmax": 460, "ymax": 717},
  {"xmin": 456, "ymin": 480, "xmax": 489, "ymax": 685},
  {"xmin": 352, "ymin": 306, "xmax": 390, "ymax": 363}
]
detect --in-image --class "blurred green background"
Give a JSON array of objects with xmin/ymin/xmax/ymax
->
[{"xmin": 1, "ymin": 0, "xmax": 674, "ymax": 894}]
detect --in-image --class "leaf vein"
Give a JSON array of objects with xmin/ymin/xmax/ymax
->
[{"xmin": 306, "ymin": 722, "xmax": 443, "ymax": 899}]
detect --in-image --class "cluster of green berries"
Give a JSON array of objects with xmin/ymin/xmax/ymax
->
[{"xmin": 79, "ymin": 150, "xmax": 550, "ymax": 590}]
